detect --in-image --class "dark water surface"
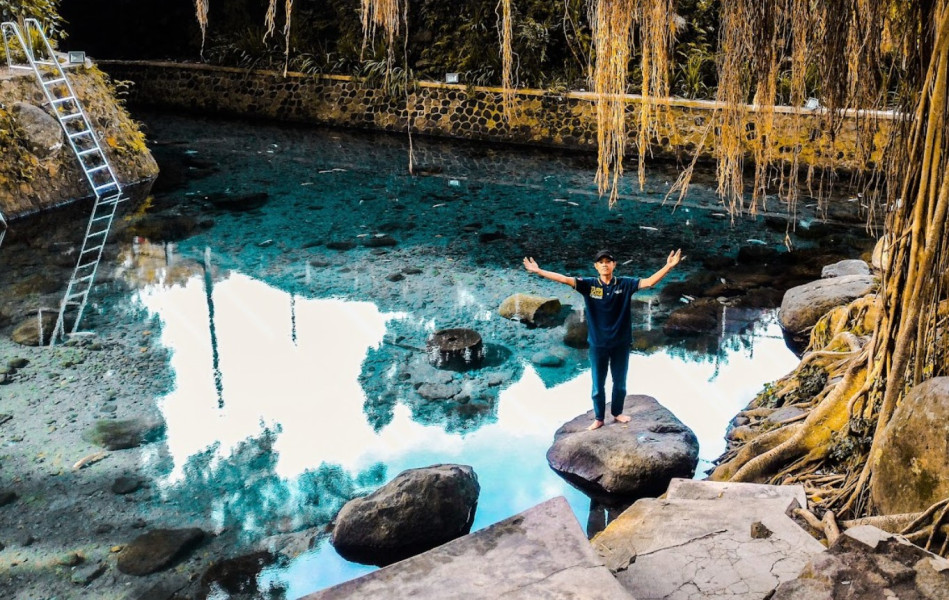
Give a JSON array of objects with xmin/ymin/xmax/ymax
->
[{"xmin": 7, "ymin": 112, "xmax": 819, "ymax": 597}]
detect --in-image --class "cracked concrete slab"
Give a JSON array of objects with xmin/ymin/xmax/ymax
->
[
  {"xmin": 303, "ymin": 496, "xmax": 633, "ymax": 600},
  {"xmin": 592, "ymin": 494, "xmax": 824, "ymax": 600},
  {"xmin": 664, "ymin": 478, "xmax": 807, "ymax": 511}
]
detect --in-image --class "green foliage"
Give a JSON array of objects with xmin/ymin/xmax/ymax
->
[
  {"xmin": 0, "ymin": 0, "xmax": 65, "ymax": 39},
  {"xmin": 827, "ymin": 417, "xmax": 874, "ymax": 467},
  {"xmin": 674, "ymin": 41, "xmax": 715, "ymax": 99}
]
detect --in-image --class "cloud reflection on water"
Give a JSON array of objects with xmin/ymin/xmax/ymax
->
[{"xmin": 136, "ymin": 270, "xmax": 798, "ymax": 595}]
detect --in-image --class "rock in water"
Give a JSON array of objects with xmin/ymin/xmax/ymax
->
[
  {"xmin": 426, "ymin": 328, "xmax": 484, "ymax": 370},
  {"xmin": 821, "ymin": 259, "xmax": 870, "ymax": 278},
  {"xmin": 331, "ymin": 464, "xmax": 480, "ymax": 566},
  {"xmin": 546, "ymin": 395, "xmax": 699, "ymax": 497},
  {"xmin": 117, "ymin": 528, "xmax": 205, "ymax": 575},
  {"xmin": 84, "ymin": 418, "xmax": 165, "ymax": 450},
  {"xmin": 663, "ymin": 297, "xmax": 721, "ymax": 335},
  {"xmin": 498, "ymin": 294, "xmax": 562, "ymax": 325},
  {"xmin": 778, "ymin": 274, "xmax": 877, "ymax": 350}
]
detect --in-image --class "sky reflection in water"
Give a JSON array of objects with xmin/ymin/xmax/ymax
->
[{"xmin": 136, "ymin": 270, "xmax": 797, "ymax": 597}]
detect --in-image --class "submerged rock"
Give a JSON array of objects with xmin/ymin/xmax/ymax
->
[
  {"xmin": 205, "ymin": 192, "xmax": 269, "ymax": 212},
  {"xmin": 326, "ymin": 240, "xmax": 357, "ymax": 251},
  {"xmin": 126, "ymin": 213, "xmax": 200, "ymax": 242},
  {"xmin": 84, "ymin": 418, "xmax": 165, "ymax": 450},
  {"xmin": 200, "ymin": 551, "xmax": 276, "ymax": 597},
  {"xmin": 546, "ymin": 395, "xmax": 698, "ymax": 498},
  {"xmin": 364, "ymin": 234, "xmax": 398, "ymax": 247},
  {"xmin": 117, "ymin": 528, "xmax": 206, "ymax": 576},
  {"xmin": 562, "ymin": 310, "xmax": 589, "ymax": 348},
  {"xmin": 111, "ymin": 476, "xmax": 142, "ymax": 495},
  {"xmin": 871, "ymin": 377, "xmax": 949, "ymax": 514},
  {"xmin": 331, "ymin": 464, "xmax": 480, "ymax": 566},
  {"xmin": 663, "ymin": 297, "xmax": 721, "ymax": 335},
  {"xmin": 531, "ymin": 350, "xmax": 565, "ymax": 368}
]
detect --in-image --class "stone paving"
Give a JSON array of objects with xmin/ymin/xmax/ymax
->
[{"xmin": 591, "ymin": 479, "xmax": 824, "ymax": 600}]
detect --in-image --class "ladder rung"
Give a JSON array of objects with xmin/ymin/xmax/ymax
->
[
  {"xmin": 68, "ymin": 130, "xmax": 92, "ymax": 139},
  {"xmin": 52, "ymin": 96, "xmax": 76, "ymax": 105},
  {"xmin": 94, "ymin": 182, "xmax": 117, "ymax": 192},
  {"xmin": 86, "ymin": 165, "xmax": 109, "ymax": 174},
  {"xmin": 75, "ymin": 274, "xmax": 95, "ymax": 284},
  {"xmin": 77, "ymin": 147, "xmax": 99, "ymax": 156},
  {"xmin": 76, "ymin": 262, "xmax": 97, "ymax": 271},
  {"xmin": 45, "ymin": 77, "xmax": 66, "ymax": 85},
  {"xmin": 87, "ymin": 229, "xmax": 108, "ymax": 238},
  {"xmin": 61, "ymin": 113, "xmax": 84, "ymax": 122},
  {"xmin": 80, "ymin": 245, "xmax": 104, "ymax": 255},
  {"xmin": 91, "ymin": 213, "xmax": 112, "ymax": 223}
]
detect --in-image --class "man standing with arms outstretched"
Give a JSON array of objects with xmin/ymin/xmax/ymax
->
[{"xmin": 523, "ymin": 249, "xmax": 682, "ymax": 430}]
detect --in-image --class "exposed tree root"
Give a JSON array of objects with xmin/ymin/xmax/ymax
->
[{"xmin": 717, "ymin": 362, "xmax": 866, "ymax": 483}]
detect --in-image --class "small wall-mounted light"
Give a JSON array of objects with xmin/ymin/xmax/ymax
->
[
  {"xmin": 445, "ymin": 72, "xmax": 459, "ymax": 84},
  {"xmin": 68, "ymin": 51, "xmax": 86, "ymax": 64},
  {"xmin": 804, "ymin": 97, "xmax": 820, "ymax": 110}
]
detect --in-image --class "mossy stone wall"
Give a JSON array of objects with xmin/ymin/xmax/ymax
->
[
  {"xmin": 0, "ymin": 65, "xmax": 158, "ymax": 220},
  {"xmin": 100, "ymin": 60, "xmax": 891, "ymax": 174}
]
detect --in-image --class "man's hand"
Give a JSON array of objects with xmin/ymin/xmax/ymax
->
[
  {"xmin": 523, "ymin": 257, "xmax": 541, "ymax": 274},
  {"xmin": 666, "ymin": 249, "xmax": 683, "ymax": 268}
]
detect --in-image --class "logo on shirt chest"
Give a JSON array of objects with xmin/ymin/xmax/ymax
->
[{"xmin": 590, "ymin": 286, "xmax": 604, "ymax": 299}]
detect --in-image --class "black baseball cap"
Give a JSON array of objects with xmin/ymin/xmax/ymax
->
[{"xmin": 594, "ymin": 249, "xmax": 615, "ymax": 262}]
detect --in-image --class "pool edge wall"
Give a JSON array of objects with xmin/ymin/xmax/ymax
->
[{"xmin": 98, "ymin": 60, "xmax": 892, "ymax": 178}]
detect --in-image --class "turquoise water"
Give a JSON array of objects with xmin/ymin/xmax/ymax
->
[{"xmin": 114, "ymin": 113, "xmax": 803, "ymax": 597}]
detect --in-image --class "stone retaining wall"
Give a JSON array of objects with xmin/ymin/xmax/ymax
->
[
  {"xmin": 0, "ymin": 64, "xmax": 158, "ymax": 220},
  {"xmin": 101, "ymin": 60, "xmax": 893, "ymax": 173}
]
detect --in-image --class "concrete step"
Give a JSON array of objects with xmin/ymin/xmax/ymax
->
[
  {"xmin": 665, "ymin": 478, "xmax": 807, "ymax": 511},
  {"xmin": 305, "ymin": 496, "xmax": 633, "ymax": 600},
  {"xmin": 592, "ymin": 495, "xmax": 824, "ymax": 600}
]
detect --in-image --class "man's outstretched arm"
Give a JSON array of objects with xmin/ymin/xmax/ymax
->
[
  {"xmin": 523, "ymin": 257, "xmax": 576, "ymax": 288},
  {"xmin": 638, "ymin": 249, "xmax": 683, "ymax": 289}
]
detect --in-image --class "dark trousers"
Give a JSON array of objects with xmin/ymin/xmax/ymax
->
[{"xmin": 589, "ymin": 344, "xmax": 630, "ymax": 421}]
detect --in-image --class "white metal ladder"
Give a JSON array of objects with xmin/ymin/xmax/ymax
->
[
  {"xmin": 2, "ymin": 19, "xmax": 123, "ymax": 343},
  {"xmin": 0, "ymin": 209, "xmax": 6, "ymax": 251}
]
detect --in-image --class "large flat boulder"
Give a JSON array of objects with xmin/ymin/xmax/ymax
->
[
  {"xmin": 772, "ymin": 526, "xmax": 949, "ymax": 600},
  {"xmin": 546, "ymin": 395, "xmax": 698, "ymax": 497},
  {"xmin": 331, "ymin": 464, "xmax": 480, "ymax": 566},
  {"xmin": 871, "ymin": 377, "xmax": 949, "ymax": 514},
  {"xmin": 778, "ymin": 274, "xmax": 877, "ymax": 348},
  {"xmin": 307, "ymin": 496, "xmax": 632, "ymax": 599},
  {"xmin": 593, "ymin": 492, "xmax": 824, "ymax": 600}
]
